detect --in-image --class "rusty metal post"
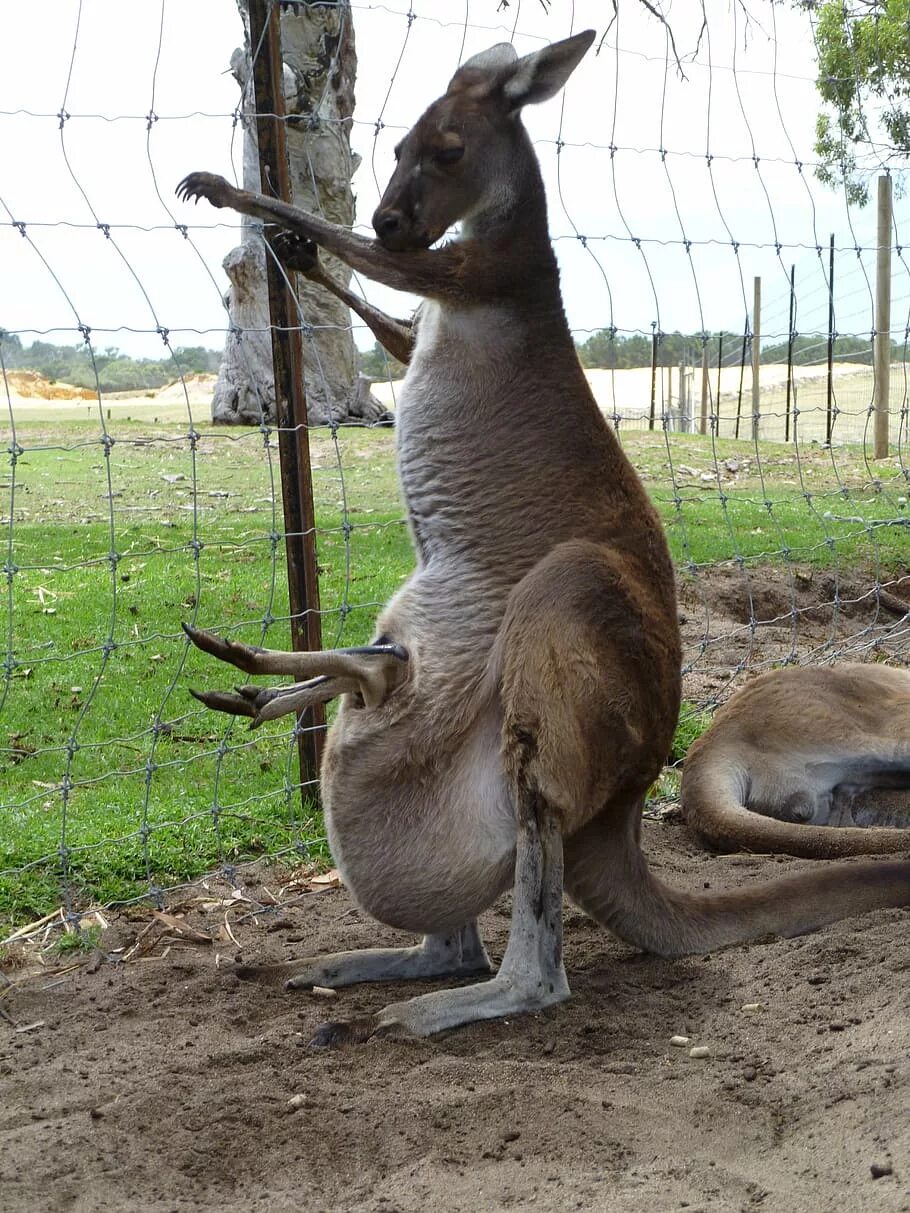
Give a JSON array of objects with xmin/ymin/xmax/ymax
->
[
  {"xmin": 785, "ymin": 264, "xmax": 795, "ymax": 443},
  {"xmin": 699, "ymin": 343, "xmax": 709, "ymax": 435},
  {"xmin": 751, "ymin": 276, "xmax": 761, "ymax": 442},
  {"xmin": 826, "ymin": 234, "xmax": 835, "ymax": 446},
  {"xmin": 715, "ymin": 332, "xmax": 723, "ymax": 435},
  {"xmin": 248, "ymin": 0, "xmax": 324, "ymax": 785},
  {"xmin": 649, "ymin": 324, "xmax": 658, "ymax": 431},
  {"xmin": 874, "ymin": 173, "xmax": 892, "ymax": 459},
  {"xmin": 735, "ymin": 319, "xmax": 748, "ymax": 440}
]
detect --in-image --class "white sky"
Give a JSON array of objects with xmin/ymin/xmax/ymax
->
[{"xmin": 0, "ymin": 1, "xmax": 906, "ymax": 362}]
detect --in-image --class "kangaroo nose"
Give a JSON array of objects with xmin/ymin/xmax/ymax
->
[{"xmin": 373, "ymin": 209, "xmax": 404, "ymax": 243}]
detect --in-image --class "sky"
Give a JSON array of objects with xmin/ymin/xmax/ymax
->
[{"xmin": 0, "ymin": 0, "xmax": 906, "ymax": 362}]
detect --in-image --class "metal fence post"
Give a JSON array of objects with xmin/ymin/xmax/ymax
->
[
  {"xmin": 874, "ymin": 173, "xmax": 892, "ymax": 459},
  {"xmin": 826, "ymin": 234, "xmax": 835, "ymax": 446},
  {"xmin": 699, "ymin": 343, "xmax": 709, "ymax": 435},
  {"xmin": 649, "ymin": 323, "xmax": 658, "ymax": 431},
  {"xmin": 785, "ymin": 264, "xmax": 795, "ymax": 443},
  {"xmin": 751, "ymin": 276, "xmax": 761, "ymax": 443},
  {"xmin": 248, "ymin": 0, "xmax": 325, "ymax": 788}
]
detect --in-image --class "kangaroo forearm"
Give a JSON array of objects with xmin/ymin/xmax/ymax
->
[
  {"xmin": 178, "ymin": 173, "xmax": 465, "ymax": 300},
  {"xmin": 308, "ymin": 265, "xmax": 414, "ymax": 365}
]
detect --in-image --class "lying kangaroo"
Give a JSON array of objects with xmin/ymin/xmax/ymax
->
[
  {"xmin": 177, "ymin": 32, "xmax": 910, "ymax": 1045},
  {"xmin": 682, "ymin": 664, "xmax": 910, "ymax": 859}
]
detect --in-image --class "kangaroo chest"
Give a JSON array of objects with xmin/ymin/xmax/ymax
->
[{"xmin": 395, "ymin": 300, "xmax": 532, "ymax": 563}]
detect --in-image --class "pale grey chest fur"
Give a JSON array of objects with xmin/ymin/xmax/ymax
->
[{"xmin": 395, "ymin": 300, "xmax": 530, "ymax": 569}]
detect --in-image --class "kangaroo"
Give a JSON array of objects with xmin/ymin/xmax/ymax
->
[
  {"xmin": 177, "ymin": 33, "xmax": 910, "ymax": 1046},
  {"xmin": 682, "ymin": 664, "xmax": 910, "ymax": 859}
]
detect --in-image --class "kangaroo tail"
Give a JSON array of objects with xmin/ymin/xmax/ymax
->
[
  {"xmin": 564, "ymin": 810, "xmax": 910, "ymax": 958},
  {"xmin": 680, "ymin": 754, "xmax": 910, "ymax": 860}
]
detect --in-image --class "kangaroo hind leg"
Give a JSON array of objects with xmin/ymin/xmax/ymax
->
[
  {"xmin": 309, "ymin": 743, "xmax": 570, "ymax": 1045},
  {"xmin": 498, "ymin": 540, "xmax": 678, "ymax": 838},
  {"xmin": 308, "ymin": 541, "xmax": 666, "ymax": 1044},
  {"xmin": 184, "ymin": 624, "xmax": 409, "ymax": 720}
]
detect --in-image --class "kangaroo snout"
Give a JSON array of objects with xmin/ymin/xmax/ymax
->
[{"xmin": 372, "ymin": 207, "xmax": 424, "ymax": 251}]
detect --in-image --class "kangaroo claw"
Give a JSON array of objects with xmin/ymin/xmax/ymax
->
[{"xmin": 176, "ymin": 171, "xmax": 234, "ymax": 208}]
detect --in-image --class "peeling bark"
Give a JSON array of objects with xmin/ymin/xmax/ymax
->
[{"xmin": 213, "ymin": 2, "xmax": 386, "ymax": 426}]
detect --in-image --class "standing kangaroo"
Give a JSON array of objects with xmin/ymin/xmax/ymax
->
[{"xmin": 177, "ymin": 33, "xmax": 910, "ymax": 1045}]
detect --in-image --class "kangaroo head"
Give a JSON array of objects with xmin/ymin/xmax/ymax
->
[{"xmin": 372, "ymin": 30, "xmax": 595, "ymax": 251}]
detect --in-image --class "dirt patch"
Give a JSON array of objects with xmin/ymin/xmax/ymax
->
[
  {"xmin": 2, "ymin": 819, "xmax": 908, "ymax": 1213},
  {"xmin": 677, "ymin": 563, "xmax": 910, "ymax": 706},
  {"xmin": 3, "ymin": 370, "xmax": 96, "ymax": 401},
  {"xmin": 2, "ymin": 565, "xmax": 907, "ymax": 1210}
]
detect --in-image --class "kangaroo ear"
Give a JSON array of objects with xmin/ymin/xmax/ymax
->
[
  {"xmin": 459, "ymin": 42, "xmax": 519, "ymax": 75},
  {"xmin": 500, "ymin": 30, "xmax": 595, "ymax": 111},
  {"xmin": 448, "ymin": 32, "xmax": 594, "ymax": 109}
]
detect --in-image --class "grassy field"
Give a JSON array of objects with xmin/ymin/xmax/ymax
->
[{"xmin": 1, "ymin": 414, "xmax": 907, "ymax": 929}]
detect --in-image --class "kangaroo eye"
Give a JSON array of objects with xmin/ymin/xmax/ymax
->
[{"xmin": 434, "ymin": 145, "xmax": 464, "ymax": 166}]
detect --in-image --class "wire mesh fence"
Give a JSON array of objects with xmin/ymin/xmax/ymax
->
[{"xmin": 1, "ymin": 0, "xmax": 908, "ymax": 932}]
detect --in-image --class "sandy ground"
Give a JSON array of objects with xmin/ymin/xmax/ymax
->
[
  {"xmin": 2, "ymin": 820, "xmax": 909, "ymax": 1213},
  {"xmin": 3, "ymin": 373, "xmax": 909, "ymax": 1210},
  {"xmin": 4, "ymin": 363, "xmax": 886, "ymax": 442},
  {"xmin": 3, "ymin": 372, "xmax": 219, "ymax": 425}
]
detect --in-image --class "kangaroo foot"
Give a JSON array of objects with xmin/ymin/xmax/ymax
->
[
  {"xmin": 235, "ymin": 924, "xmax": 492, "ymax": 992},
  {"xmin": 308, "ymin": 969, "xmax": 570, "ymax": 1047}
]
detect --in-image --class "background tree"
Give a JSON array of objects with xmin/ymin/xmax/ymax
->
[
  {"xmin": 808, "ymin": 0, "xmax": 910, "ymax": 205},
  {"xmin": 213, "ymin": 2, "xmax": 386, "ymax": 426}
]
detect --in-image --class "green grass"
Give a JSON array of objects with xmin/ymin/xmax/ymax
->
[{"xmin": 1, "ymin": 417, "xmax": 906, "ymax": 929}]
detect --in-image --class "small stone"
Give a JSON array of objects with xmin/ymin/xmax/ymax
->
[
  {"xmin": 670, "ymin": 1035, "xmax": 690, "ymax": 1048},
  {"xmin": 829, "ymin": 1022, "xmax": 847, "ymax": 1032},
  {"xmin": 503, "ymin": 1130, "xmax": 521, "ymax": 1143},
  {"xmin": 870, "ymin": 1162, "xmax": 892, "ymax": 1180},
  {"xmin": 310, "ymin": 985, "xmax": 337, "ymax": 998},
  {"xmin": 689, "ymin": 1046, "xmax": 711, "ymax": 1060},
  {"xmin": 740, "ymin": 1003, "xmax": 761, "ymax": 1013},
  {"xmin": 742, "ymin": 1066, "xmax": 757, "ymax": 1082},
  {"xmin": 287, "ymin": 1094, "xmax": 308, "ymax": 1110}
]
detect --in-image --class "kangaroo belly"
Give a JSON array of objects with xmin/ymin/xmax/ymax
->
[{"xmin": 322, "ymin": 709, "xmax": 516, "ymax": 935}]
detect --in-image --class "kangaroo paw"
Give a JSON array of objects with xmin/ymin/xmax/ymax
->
[
  {"xmin": 271, "ymin": 229, "xmax": 320, "ymax": 274},
  {"xmin": 176, "ymin": 172, "xmax": 237, "ymax": 209}
]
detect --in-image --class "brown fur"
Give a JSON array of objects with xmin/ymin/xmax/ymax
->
[
  {"xmin": 177, "ymin": 34, "xmax": 909, "ymax": 1043},
  {"xmin": 682, "ymin": 664, "xmax": 910, "ymax": 858}
]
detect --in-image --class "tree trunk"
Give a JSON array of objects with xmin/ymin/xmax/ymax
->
[{"xmin": 213, "ymin": 2, "xmax": 385, "ymax": 426}]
